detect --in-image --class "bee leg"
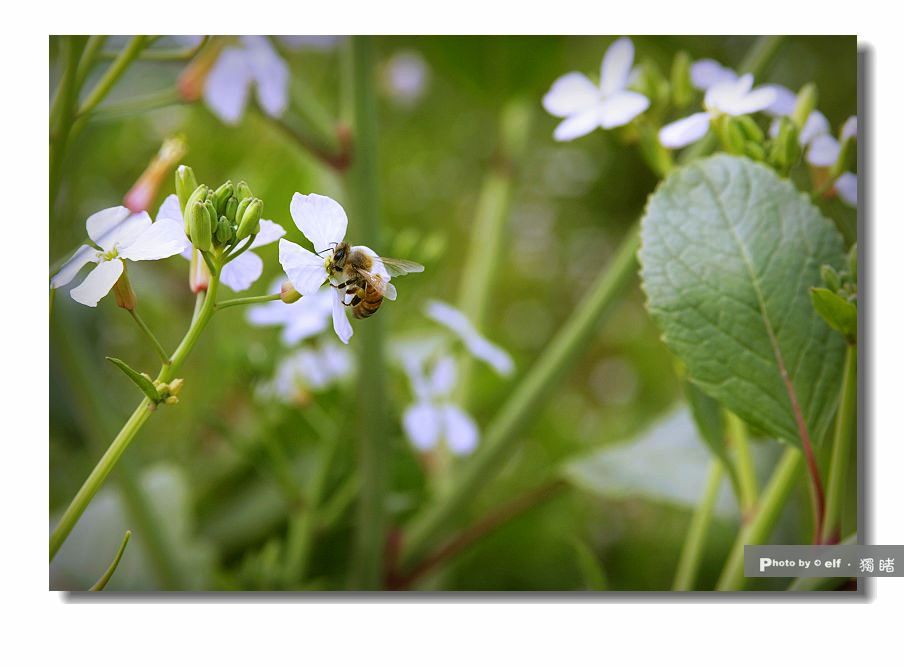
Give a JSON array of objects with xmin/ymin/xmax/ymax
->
[{"xmin": 346, "ymin": 286, "xmax": 364, "ymax": 307}]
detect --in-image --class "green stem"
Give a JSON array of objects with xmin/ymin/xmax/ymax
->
[
  {"xmin": 74, "ymin": 35, "xmax": 107, "ymax": 90},
  {"xmin": 128, "ymin": 308, "xmax": 170, "ymax": 362},
  {"xmin": 89, "ymin": 530, "xmax": 132, "ymax": 591},
  {"xmin": 726, "ymin": 411, "xmax": 758, "ymax": 516},
  {"xmin": 716, "ymin": 447, "xmax": 803, "ymax": 591},
  {"xmin": 215, "ymin": 293, "xmax": 281, "ymax": 311},
  {"xmin": 346, "ymin": 36, "xmax": 388, "ymax": 590},
  {"xmin": 50, "ymin": 273, "xmax": 221, "ymax": 560},
  {"xmin": 75, "ymin": 36, "xmax": 148, "ymax": 119},
  {"xmin": 673, "ymin": 460, "xmax": 723, "ymax": 591},
  {"xmin": 50, "ymin": 36, "xmax": 87, "ymax": 209},
  {"xmin": 455, "ymin": 101, "xmax": 530, "ymax": 411},
  {"xmin": 822, "ymin": 344, "xmax": 857, "ymax": 543},
  {"xmin": 88, "ymin": 88, "xmax": 184, "ymax": 122},
  {"xmin": 99, "ymin": 37, "xmax": 208, "ymax": 62},
  {"xmin": 400, "ymin": 225, "xmax": 640, "ymax": 568}
]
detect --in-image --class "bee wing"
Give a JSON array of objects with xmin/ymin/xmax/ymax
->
[
  {"xmin": 358, "ymin": 268, "xmax": 398, "ymax": 301},
  {"xmin": 379, "ymin": 257, "xmax": 425, "ymax": 277}
]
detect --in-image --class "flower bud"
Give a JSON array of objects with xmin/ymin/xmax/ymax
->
[
  {"xmin": 768, "ymin": 117, "xmax": 801, "ymax": 172},
  {"xmin": 821, "ymin": 264, "xmax": 841, "ymax": 292},
  {"xmin": 188, "ymin": 250, "xmax": 211, "ymax": 293},
  {"xmin": 175, "ymin": 165, "xmax": 199, "ymax": 212},
  {"xmin": 236, "ymin": 197, "xmax": 262, "ymax": 240},
  {"xmin": 830, "ymin": 135, "xmax": 856, "ymax": 180},
  {"xmin": 670, "ymin": 51, "xmax": 693, "ymax": 108},
  {"xmin": 280, "ymin": 281, "xmax": 302, "ymax": 303},
  {"xmin": 183, "ymin": 184, "xmax": 209, "ymax": 235},
  {"xmin": 236, "ymin": 180, "xmax": 253, "ymax": 201},
  {"xmin": 214, "ymin": 180, "xmax": 234, "ymax": 216},
  {"xmin": 716, "ymin": 116, "xmax": 746, "ymax": 155},
  {"xmin": 791, "ymin": 83, "xmax": 818, "ymax": 131},
  {"xmin": 215, "ymin": 215, "xmax": 234, "ymax": 244},
  {"xmin": 203, "ymin": 199, "xmax": 219, "ymax": 235},
  {"xmin": 112, "ymin": 264, "xmax": 137, "ymax": 311},
  {"xmin": 848, "ymin": 244, "xmax": 858, "ymax": 284},
  {"xmin": 224, "ymin": 196, "xmax": 238, "ymax": 222},
  {"xmin": 125, "ymin": 137, "xmax": 187, "ymax": 213},
  {"xmin": 166, "ymin": 378, "xmax": 184, "ymax": 396},
  {"xmin": 235, "ymin": 196, "xmax": 252, "ymax": 226},
  {"xmin": 735, "ymin": 115, "xmax": 764, "ymax": 144},
  {"xmin": 189, "ymin": 201, "xmax": 213, "ymax": 252}
]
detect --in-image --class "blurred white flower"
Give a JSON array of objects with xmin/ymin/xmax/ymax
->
[
  {"xmin": 260, "ymin": 341, "xmax": 354, "ymax": 403},
  {"xmin": 806, "ymin": 115, "xmax": 857, "ymax": 167},
  {"xmin": 543, "ymin": 37, "xmax": 650, "ymax": 142},
  {"xmin": 659, "ymin": 73, "xmax": 776, "ymax": 149},
  {"xmin": 383, "ymin": 50, "xmax": 430, "ymax": 106},
  {"xmin": 51, "ymin": 206, "xmax": 188, "ymax": 307},
  {"xmin": 181, "ymin": 36, "xmax": 289, "ymax": 126},
  {"xmin": 279, "ymin": 193, "xmax": 395, "ymax": 345},
  {"xmin": 247, "ymin": 280, "xmax": 335, "ymax": 345},
  {"xmin": 278, "ymin": 35, "xmax": 343, "ymax": 51},
  {"xmin": 835, "ymin": 172, "xmax": 858, "ymax": 207},
  {"xmin": 156, "ymin": 195, "xmax": 285, "ymax": 293},
  {"xmin": 402, "ymin": 355, "xmax": 478, "ymax": 455},
  {"xmin": 690, "ymin": 58, "xmax": 738, "ymax": 91},
  {"xmin": 424, "ymin": 300, "xmax": 514, "ymax": 376}
]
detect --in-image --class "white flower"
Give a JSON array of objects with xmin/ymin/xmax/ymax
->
[
  {"xmin": 690, "ymin": 58, "xmax": 738, "ymax": 91},
  {"xmin": 659, "ymin": 73, "xmax": 776, "ymax": 149},
  {"xmin": 543, "ymin": 37, "xmax": 650, "ymax": 142},
  {"xmin": 51, "ymin": 206, "xmax": 188, "ymax": 307},
  {"xmin": 156, "ymin": 195, "xmax": 285, "ymax": 292},
  {"xmin": 278, "ymin": 193, "xmax": 394, "ymax": 345},
  {"xmin": 247, "ymin": 279, "xmax": 335, "ymax": 345},
  {"xmin": 424, "ymin": 300, "xmax": 514, "ymax": 376},
  {"xmin": 204, "ymin": 36, "xmax": 289, "ymax": 126},
  {"xmin": 383, "ymin": 50, "xmax": 430, "ymax": 106},
  {"xmin": 261, "ymin": 341, "xmax": 354, "ymax": 403},
  {"xmin": 402, "ymin": 355, "xmax": 478, "ymax": 455},
  {"xmin": 835, "ymin": 172, "xmax": 858, "ymax": 207},
  {"xmin": 806, "ymin": 115, "xmax": 857, "ymax": 168}
]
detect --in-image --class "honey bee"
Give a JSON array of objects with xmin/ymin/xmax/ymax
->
[{"xmin": 326, "ymin": 242, "xmax": 424, "ymax": 319}]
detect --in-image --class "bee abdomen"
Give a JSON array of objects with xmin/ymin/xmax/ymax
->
[{"xmin": 352, "ymin": 285, "xmax": 383, "ymax": 319}]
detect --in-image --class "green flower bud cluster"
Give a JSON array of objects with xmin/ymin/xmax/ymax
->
[
  {"xmin": 176, "ymin": 166, "xmax": 263, "ymax": 254},
  {"xmin": 810, "ymin": 244, "xmax": 858, "ymax": 343},
  {"xmin": 714, "ymin": 114, "xmax": 767, "ymax": 162}
]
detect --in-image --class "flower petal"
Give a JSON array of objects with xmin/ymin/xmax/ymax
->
[
  {"xmin": 51, "ymin": 245, "xmax": 98, "ymax": 289},
  {"xmin": 690, "ymin": 58, "xmax": 737, "ymax": 91},
  {"xmin": 156, "ymin": 194, "xmax": 183, "ymax": 225},
  {"xmin": 807, "ymin": 134, "xmax": 840, "ymax": 167},
  {"xmin": 249, "ymin": 218, "xmax": 286, "ymax": 249},
  {"xmin": 598, "ymin": 90, "xmax": 649, "ymax": 128},
  {"xmin": 403, "ymin": 401, "xmax": 441, "ymax": 451},
  {"xmin": 331, "ymin": 287, "xmax": 353, "ymax": 344},
  {"xmin": 69, "ymin": 259, "xmax": 124, "ymax": 307},
  {"xmin": 553, "ymin": 107, "xmax": 601, "ymax": 142},
  {"xmin": 87, "ymin": 207, "xmax": 150, "ymax": 251},
  {"xmin": 762, "ymin": 84, "xmax": 797, "ymax": 117},
  {"xmin": 424, "ymin": 300, "xmax": 514, "ymax": 376},
  {"xmin": 118, "ymin": 219, "xmax": 190, "ymax": 261},
  {"xmin": 725, "ymin": 85, "xmax": 776, "ymax": 116},
  {"xmin": 658, "ymin": 112, "xmax": 711, "ymax": 149},
  {"xmin": 542, "ymin": 72, "xmax": 598, "ymax": 118},
  {"xmin": 220, "ymin": 251, "xmax": 264, "ymax": 292},
  {"xmin": 289, "ymin": 193, "xmax": 348, "ymax": 252},
  {"xmin": 242, "ymin": 36, "xmax": 289, "ymax": 118},
  {"xmin": 599, "ymin": 37, "xmax": 634, "ymax": 97},
  {"xmin": 841, "ymin": 116, "xmax": 858, "ymax": 141},
  {"xmin": 835, "ymin": 172, "xmax": 857, "ymax": 207},
  {"xmin": 800, "ymin": 111, "xmax": 831, "ymax": 146},
  {"xmin": 429, "ymin": 356, "xmax": 457, "ymax": 396},
  {"xmin": 442, "ymin": 404, "xmax": 479, "ymax": 455},
  {"xmin": 278, "ymin": 239, "xmax": 328, "ymax": 296},
  {"xmin": 203, "ymin": 47, "xmax": 254, "ymax": 125}
]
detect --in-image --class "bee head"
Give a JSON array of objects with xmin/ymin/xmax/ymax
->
[{"xmin": 330, "ymin": 242, "xmax": 349, "ymax": 271}]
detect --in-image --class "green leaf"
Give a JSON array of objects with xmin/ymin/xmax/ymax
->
[
  {"xmin": 810, "ymin": 287, "xmax": 857, "ymax": 343},
  {"xmin": 89, "ymin": 530, "xmax": 131, "ymax": 591},
  {"xmin": 570, "ymin": 538, "xmax": 608, "ymax": 591},
  {"xmin": 684, "ymin": 379, "xmax": 743, "ymax": 500},
  {"xmin": 562, "ymin": 407, "xmax": 739, "ymax": 518},
  {"xmin": 106, "ymin": 356, "xmax": 160, "ymax": 403},
  {"xmin": 638, "ymin": 155, "xmax": 846, "ymax": 450}
]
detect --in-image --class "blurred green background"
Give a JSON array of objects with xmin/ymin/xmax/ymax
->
[{"xmin": 49, "ymin": 36, "xmax": 856, "ymax": 591}]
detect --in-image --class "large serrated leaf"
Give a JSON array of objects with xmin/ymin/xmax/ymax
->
[{"xmin": 638, "ymin": 155, "xmax": 846, "ymax": 450}]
